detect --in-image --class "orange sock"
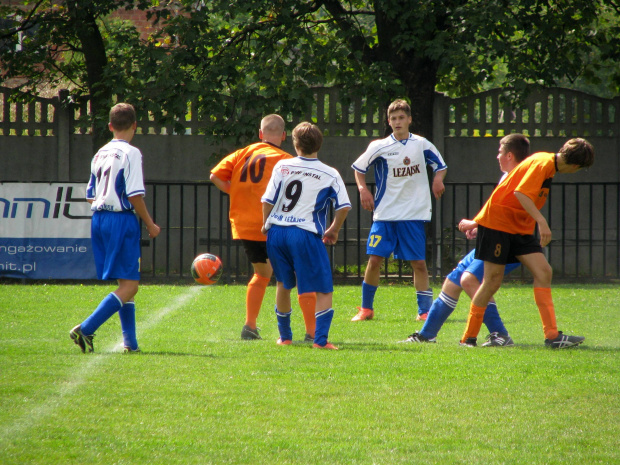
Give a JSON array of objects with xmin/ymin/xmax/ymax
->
[
  {"xmin": 245, "ymin": 274, "xmax": 270, "ymax": 328},
  {"xmin": 298, "ymin": 292, "xmax": 317, "ymax": 337},
  {"xmin": 461, "ymin": 304, "xmax": 486, "ymax": 342},
  {"xmin": 534, "ymin": 287, "xmax": 558, "ymax": 340}
]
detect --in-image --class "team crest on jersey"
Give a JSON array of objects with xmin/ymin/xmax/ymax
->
[
  {"xmin": 403, "ymin": 156, "xmax": 411, "ymax": 166},
  {"xmin": 281, "ymin": 167, "xmax": 290, "ymax": 176}
]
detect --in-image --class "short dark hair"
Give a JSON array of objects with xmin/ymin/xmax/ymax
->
[
  {"xmin": 387, "ymin": 99, "xmax": 411, "ymax": 118},
  {"xmin": 559, "ymin": 138, "xmax": 595, "ymax": 168},
  {"xmin": 292, "ymin": 122, "xmax": 323, "ymax": 155},
  {"xmin": 500, "ymin": 133, "xmax": 530, "ymax": 162},
  {"xmin": 109, "ymin": 103, "xmax": 136, "ymax": 131}
]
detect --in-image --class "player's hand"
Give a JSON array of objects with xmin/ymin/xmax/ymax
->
[
  {"xmin": 147, "ymin": 223, "xmax": 161, "ymax": 239},
  {"xmin": 432, "ymin": 180, "xmax": 445, "ymax": 199},
  {"xmin": 458, "ymin": 219, "xmax": 477, "ymax": 232},
  {"xmin": 465, "ymin": 227, "xmax": 477, "ymax": 240},
  {"xmin": 261, "ymin": 225, "xmax": 268, "ymax": 235},
  {"xmin": 359, "ymin": 188, "xmax": 374, "ymax": 212},
  {"xmin": 322, "ymin": 230, "xmax": 338, "ymax": 245},
  {"xmin": 538, "ymin": 220, "xmax": 552, "ymax": 247}
]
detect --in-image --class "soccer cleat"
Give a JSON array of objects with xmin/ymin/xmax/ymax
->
[
  {"xmin": 460, "ymin": 337, "xmax": 477, "ymax": 347},
  {"xmin": 241, "ymin": 325, "xmax": 262, "ymax": 340},
  {"xmin": 481, "ymin": 332, "xmax": 515, "ymax": 347},
  {"xmin": 351, "ymin": 307, "xmax": 374, "ymax": 321},
  {"xmin": 276, "ymin": 338, "xmax": 292, "ymax": 346},
  {"xmin": 544, "ymin": 331, "xmax": 585, "ymax": 349},
  {"xmin": 313, "ymin": 342, "xmax": 339, "ymax": 350},
  {"xmin": 416, "ymin": 313, "xmax": 428, "ymax": 321},
  {"xmin": 70, "ymin": 325, "xmax": 94, "ymax": 353},
  {"xmin": 398, "ymin": 332, "xmax": 436, "ymax": 343},
  {"xmin": 123, "ymin": 347, "xmax": 141, "ymax": 354},
  {"xmin": 304, "ymin": 333, "xmax": 314, "ymax": 343}
]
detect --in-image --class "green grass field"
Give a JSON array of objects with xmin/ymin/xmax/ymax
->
[{"xmin": 1, "ymin": 282, "xmax": 618, "ymax": 464}]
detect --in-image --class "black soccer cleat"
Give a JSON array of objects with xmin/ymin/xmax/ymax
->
[
  {"xmin": 481, "ymin": 332, "xmax": 515, "ymax": 347},
  {"xmin": 70, "ymin": 324, "xmax": 95, "ymax": 353},
  {"xmin": 460, "ymin": 337, "xmax": 477, "ymax": 347},
  {"xmin": 544, "ymin": 331, "xmax": 584, "ymax": 349},
  {"xmin": 398, "ymin": 332, "xmax": 437, "ymax": 343},
  {"xmin": 241, "ymin": 325, "xmax": 262, "ymax": 340}
]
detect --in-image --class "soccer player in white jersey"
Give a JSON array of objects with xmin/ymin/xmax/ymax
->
[
  {"xmin": 261, "ymin": 122, "xmax": 351, "ymax": 349},
  {"xmin": 351, "ymin": 99, "xmax": 447, "ymax": 323},
  {"xmin": 70, "ymin": 103, "xmax": 160, "ymax": 354}
]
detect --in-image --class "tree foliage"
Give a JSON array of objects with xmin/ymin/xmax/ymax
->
[{"xmin": 1, "ymin": 0, "xmax": 619, "ymax": 145}]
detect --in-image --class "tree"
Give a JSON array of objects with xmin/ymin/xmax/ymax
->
[{"xmin": 2, "ymin": 0, "xmax": 619, "ymax": 143}]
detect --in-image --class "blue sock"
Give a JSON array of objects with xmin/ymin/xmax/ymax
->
[
  {"xmin": 119, "ymin": 302, "xmax": 138, "ymax": 350},
  {"xmin": 275, "ymin": 307, "xmax": 293, "ymax": 342},
  {"xmin": 314, "ymin": 308, "xmax": 334, "ymax": 346},
  {"xmin": 483, "ymin": 302, "xmax": 508, "ymax": 336},
  {"xmin": 419, "ymin": 292, "xmax": 458, "ymax": 339},
  {"xmin": 361, "ymin": 281, "xmax": 378, "ymax": 309},
  {"xmin": 81, "ymin": 293, "xmax": 123, "ymax": 335},
  {"xmin": 416, "ymin": 288, "xmax": 433, "ymax": 315}
]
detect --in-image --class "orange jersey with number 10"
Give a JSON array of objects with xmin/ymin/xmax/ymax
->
[
  {"xmin": 211, "ymin": 142, "xmax": 293, "ymax": 241},
  {"xmin": 474, "ymin": 152, "xmax": 556, "ymax": 235}
]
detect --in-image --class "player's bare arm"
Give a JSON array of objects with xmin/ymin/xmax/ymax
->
[
  {"xmin": 128, "ymin": 195, "xmax": 161, "ymax": 239},
  {"xmin": 432, "ymin": 168, "xmax": 447, "ymax": 199},
  {"xmin": 514, "ymin": 192, "xmax": 552, "ymax": 246},
  {"xmin": 261, "ymin": 202, "xmax": 274, "ymax": 235},
  {"xmin": 354, "ymin": 170, "xmax": 374, "ymax": 211},
  {"xmin": 209, "ymin": 173, "xmax": 231, "ymax": 194},
  {"xmin": 323, "ymin": 207, "xmax": 351, "ymax": 245}
]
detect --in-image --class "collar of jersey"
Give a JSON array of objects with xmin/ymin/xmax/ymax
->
[
  {"xmin": 112, "ymin": 139, "xmax": 130, "ymax": 144},
  {"xmin": 298, "ymin": 156, "xmax": 319, "ymax": 161},
  {"xmin": 391, "ymin": 133, "xmax": 411, "ymax": 145}
]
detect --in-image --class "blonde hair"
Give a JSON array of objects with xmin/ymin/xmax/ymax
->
[
  {"xmin": 260, "ymin": 114, "xmax": 285, "ymax": 136},
  {"xmin": 387, "ymin": 99, "xmax": 411, "ymax": 118},
  {"xmin": 292, "ymin": 122, "xmax": 323, "ymax": 155}
]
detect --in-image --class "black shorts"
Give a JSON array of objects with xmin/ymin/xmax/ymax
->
[
  {"xmin": 241, "ymin": 239, "xmax": 269, "ymax": 264},
  {"xmin": 474, "ymin": 224, "xmax": 542, "ymax": 265}
]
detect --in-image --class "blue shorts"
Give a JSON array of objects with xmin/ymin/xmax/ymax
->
[
  {"xmin": 366, "ymin": 220, "xmax": 426, "ymax": 261},
  {"xmin": 447, "ymin": 249, "xmax": 521, "ymax": 286},
  {"xmin": 91, "ymin": 210, "xmax": 141, "ymax": 281},
  {"xmin": 266, "ymin": 225, "xmax": 333, "ymax": 294}
]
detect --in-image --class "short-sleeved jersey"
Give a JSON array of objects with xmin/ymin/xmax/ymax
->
[
  {"xmin": 211, "ymin": 142, "xmax": 293, "ymax": 241},
  {"xmin": 352, "ymin": 133, "xmax": 447, "ymax": 222},
  {"xmin": 262, "ymin": 157, "xmax": 351, "ymax": 236},
  {"xmin": 86, "ymin": 139, "xmax": 145, "ymax": 212},
  {"xmin": 474, "ymin": 152, "xmax": 556, "ymax": 235}
]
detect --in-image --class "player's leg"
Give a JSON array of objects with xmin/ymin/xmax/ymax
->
[
  {"xmin": 115, "ymin": 279, "xmax": 140, "ymax": 352},
  {"xmin": 314, "ymin": 292, "xmax": 337, "ymax": 349},
  {"xmin": 517, "ymin": 252, "xmax": 559, "ymax": 340},
  {"xmin": 353, "ymin": 221, "xmax": 394, "ymax": 321},
  {"xmin": 410, "ymin": 259, "xmax": 432, "ymax": 319},
  {"xmin": 393, "ymin": 221, "xmax": 432, "ymax": 319},
  {"xmin": 461, "ymin": 261, "xmax": 505, "ymax": 345},
  {"xmin": 352, "ymin": 254, "xmax": 383, "ymax": 321},
  {"xmin": 297, "ymin": 292, "xmax": 316, "ymax": 341},
  {"xmin": 71, "ymin": 212, "xmax": 139, "ymax": 353},
  {"xmin": 402, "ymin": 277, "xmax": 462, "ymax": 342},
  {"xmin": 265, "ymin": 226, "xmax": 297, "ymax": 345},
  {"xmin": 275, "ymin": 281, "xmax": 293, "ymax": 345},
  {"xmin": 241, "ymin": 240, "xmax": 272, "ymax": 339},
  {"xmin": 290, "ymin": 228, "xmax": 337, "ymax": 349}
]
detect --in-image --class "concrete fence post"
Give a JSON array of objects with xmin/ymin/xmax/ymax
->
[{"xmin": 56, "ymin": 89, "xmax": 71, "ymax": 181}]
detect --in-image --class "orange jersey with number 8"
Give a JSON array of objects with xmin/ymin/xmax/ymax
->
[{"xmin": 211, "ymin": 142, "xmax": 293, "ymax": 241}]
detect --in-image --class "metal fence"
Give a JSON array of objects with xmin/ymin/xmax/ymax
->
[{"xmin": 139, "ymin": 181, "xmax": 620, "ymax": 283}]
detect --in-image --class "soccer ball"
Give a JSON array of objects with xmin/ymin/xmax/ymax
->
[{"xmin": 191, "ymin": 253, "xmax": 223, "ymax": 285}]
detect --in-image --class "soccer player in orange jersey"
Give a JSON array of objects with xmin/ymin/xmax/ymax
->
[
  {"xmin": 458, "ymin": 138, "xmax": 595, "ymax": 348},
  {"xmin": 210, "ymin": 115, "xmax": 316, "ymax": 341}
]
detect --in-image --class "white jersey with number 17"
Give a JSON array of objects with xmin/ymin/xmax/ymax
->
[
  {"xmin": 262, "ymin": 157, "xmax": 351, "ymax": 236},
  {"xmin": 86, "ymin": 139, "xmax": 146, "ymax": 212}
]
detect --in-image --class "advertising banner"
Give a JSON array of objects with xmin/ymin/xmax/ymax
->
[{"xmin": 0, "ymin": 182, "xmax": 97, "ymax": 279}]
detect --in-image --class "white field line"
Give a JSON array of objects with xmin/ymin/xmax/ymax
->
[{"xmin": 0, "ymin": 285, "xmax": 203, "ymax": 443}]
